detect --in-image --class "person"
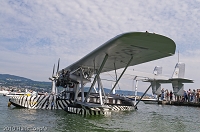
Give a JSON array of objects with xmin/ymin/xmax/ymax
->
[
  {"xmin": 196, "ymin": 90, "xmax": 200, "ymax": 103},
  {"xmin": 161, "ymin": 88, "xmax": 165, "ymax": 100},
  {"xmin": 170, "ymin": 90, "xmax": 173, "ymax": 101},
  {"xmin": 51, "ymin": 101, "xmax": 54, "ymax": 110},
  {"xmin": 183, "ymin": 90, "xmax": 188, "ymax": 102},
  {"xmin": 46, "ymin": 99, "xmax": 50, "ymax": 109},
  {"xmin": 187, "ymin": 89, "xmax": 191, "ymax": 102},
  {"xmin": 192, "ymin": 89, "xmax": 196, "ymax": 102},
  {"xmin": 165, "ymin": 89, "xmax": 169, "ymax": 101}
]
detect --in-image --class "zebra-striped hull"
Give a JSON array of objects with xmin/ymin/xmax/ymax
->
[
  {"xmin": 9, "ymin": 95, "xmax": 135, "ymax": 116},
  {"xmin": 64, "ymin": 106, "xmax": 110, "ymax": 116},
  {"xmin": 64, "ymin": 105, "xmax": 135, "ymax": 115},
  {"xmin": 9, "ymin": 95, "xmax": 69, "ymax": 109}
]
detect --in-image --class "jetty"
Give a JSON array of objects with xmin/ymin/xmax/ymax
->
[{"xmin": 158, "ymin": 100, "xmax": 200, "ymax": 107}]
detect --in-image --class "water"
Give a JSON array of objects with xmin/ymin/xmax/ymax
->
[{"xmin": 0, "ymin": 96, "xmax": 199, "ymax": 132}]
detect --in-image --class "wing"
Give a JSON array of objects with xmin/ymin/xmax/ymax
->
[{"xmin": 61, "ymin": 32, "xmax": 176, "ymax": 74}]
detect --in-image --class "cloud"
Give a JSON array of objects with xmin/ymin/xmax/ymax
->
[{"xmin": 0, "ymin": 0, "xmax": 200, "ymax": 93}]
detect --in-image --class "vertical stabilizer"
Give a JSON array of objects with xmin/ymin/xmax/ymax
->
[
  {"xmin": 171, "ymin": 62, "xmax": 186, "ymax": 96},
  {"xmin": 153, "ymin": 66, "xmax": 162, "ymax": 75},
  {"xmin": 172, "ymin": 62, "xmax": 185, "ymax": 78}
]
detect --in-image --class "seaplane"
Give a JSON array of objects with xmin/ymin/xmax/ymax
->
[{"xmin": 8, "ymin": 32, "xmax": 176, "ymax": 115}]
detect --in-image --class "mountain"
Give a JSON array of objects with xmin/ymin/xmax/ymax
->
[
  {"xmin": 0, "ymin": 74, "xmax": 51, "ymax": 90},
  {"xmin": 0, "ymin": 74, "xmax": 150, "ymax": 96},
  {"xmin": 0, "ymin": 74, "xmax": 32, "ymax": 81}
]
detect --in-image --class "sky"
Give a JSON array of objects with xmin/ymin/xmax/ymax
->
[{"xmin": 0, "ymin": 0, "xmax": 200, "ymax": 93}]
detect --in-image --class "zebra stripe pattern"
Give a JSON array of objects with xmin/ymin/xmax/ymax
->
[
  {"xmin": 9, "ymin": 95, "xmax": 69, "ymax": 109},
  {"xmin": 64, "ymin": 106, "xmax": 108, "ymax": 116},
  {"xmin": 64, "ymin": 105, "xmax": 135, "ymax": 116},
  {"xmin": 9, "ymin": 95, "xmax": 135, "ymax": 115},
  {"xmin": 109, "ymin": 105, "xmax": 135, "ymax": 111}
]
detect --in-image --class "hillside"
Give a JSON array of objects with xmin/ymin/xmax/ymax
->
[{"xmin": 0, "ymin": 74, "xmax": 51, "ymax": 90}]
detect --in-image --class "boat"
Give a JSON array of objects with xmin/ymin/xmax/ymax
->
[
  {"xmin": 0, "ymin": 90, "xmax": 9, "ymax": 95},
  {"xmin": 4, "ymin": 92, "xmax": 27, "ymax": 97},
  {"xmin": 141, "ymin": 98, "xmax": 158, "ymax": 104}
]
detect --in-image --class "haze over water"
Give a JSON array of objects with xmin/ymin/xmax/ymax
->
[{"xmin": 0, "ymin": 96, "xmax": 199, "ymax": 132}]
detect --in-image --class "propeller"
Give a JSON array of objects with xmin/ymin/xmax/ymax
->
[
  {"xmin": 52, "ymin": 64, "xmax": 55, "ymax": 77},
  {"xmin": 55, "ymin": 58, "xmax": 61, "ymax": 87},
  {"xmin": 49, "ymin": 58, "xmax": 60, "ymax": 83},
  {"xmin": 56, "ymin": 58, "xmax": 60, "ymax": 76},
  {"xmin": 49, "ymin": 64, "xmax": 55, "ymax": 81},
  {"xmin": 49, "ymin": 58, "xmax": 61, "ymax": 95}
]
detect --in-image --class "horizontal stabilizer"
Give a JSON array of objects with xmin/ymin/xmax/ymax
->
[
  {"xmin": 145, "ymin": 78, "xmax": 193, "ymax": 84},
  {"xmin": 133, "ymin": 66, "xmax": 165, "ymax": 95},
  {"xmin": 143, "ymin": 62, "xmax": 193, "ymax": 84},
  {"xmin": 169, "ymin": 78, "xmax": 193, "ymax": 83}
]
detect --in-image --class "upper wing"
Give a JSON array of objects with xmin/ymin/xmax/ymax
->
[{"xmin": 61, "ymin": 32, "xmax": 176, "ymax": 74}]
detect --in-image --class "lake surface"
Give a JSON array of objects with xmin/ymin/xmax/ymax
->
[{"xmin": 0, "ymin": 96, "xmax": 199, "ymax": 132}]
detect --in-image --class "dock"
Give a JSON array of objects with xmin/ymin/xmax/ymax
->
[{"xmin": 158, "ymin": 101, "xmax": 200, "ymax": 107}]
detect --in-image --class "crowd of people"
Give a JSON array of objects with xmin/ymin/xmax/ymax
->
[
  {"xmin": 160, "ymin": 88, "xmax": 200, "ymax": 103},
  {"xmin": 182, "ymin": 89, "xmax": 200, "ymax": 103}
]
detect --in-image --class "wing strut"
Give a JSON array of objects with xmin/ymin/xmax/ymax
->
[
  {"xmin": 109, "ymin": 56, "xmax": 133, "ymax": 94},
  {"xmin": 80, "ymin": 68, "xmax": 84, "ymax": 102},
  {"xmin": 97, "ymin": 75, "xmax": 103, "ymax": 105},
  {"xmin": 135, "ymin": 84, "xmax": 152, "ymax": 107},
  {"xmin": 93, "ymin": 59, "xmax": 96, "ymax": 74},
  {"xmin": 84, "ymin": 54, "xmax": 108, "ymax": 102},
  {"xmin": 114, "ymin": 62, "xmax": 117, "ymax": 81}
]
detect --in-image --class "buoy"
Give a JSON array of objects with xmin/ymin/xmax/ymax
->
[{"xmin": 8, "ymin": 102, "xmax": 11, "ymax": 107}]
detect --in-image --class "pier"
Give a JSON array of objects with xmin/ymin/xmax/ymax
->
[{"xmin": 158, "ymin": 100, "xmax": 200, "ymax": 107}]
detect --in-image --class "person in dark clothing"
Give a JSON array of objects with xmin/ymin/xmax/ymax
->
[
  {"xmin": 161, "ymin": 88, "xmax": 165, "ymax": 100},
  {"xmin": 170, "ymin": 90, "xmax": 173, "ymax": 101},
  {"xmin": 187, "ymin": 89, "xmax": 191, "ymax": 102},
  {"xmin": 184, "ymin": 90, "xmax": 188, "ymax": 102}
]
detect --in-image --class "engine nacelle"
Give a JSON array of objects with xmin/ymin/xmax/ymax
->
[{"xmin": 69, "ymin": 74, "xmax": 91, "ymax": 84}]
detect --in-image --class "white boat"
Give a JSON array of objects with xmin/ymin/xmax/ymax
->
[
  {"xmin": 5, "ymin": 92, "xmax": 28, "ymax": 97},
  {"xmin": 0, "ymin": 90, "xmax": 9, "ymax": 95},
  {"xmin": 141, "ymin": 98, "xmax": 158, "ymax": 104}
]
